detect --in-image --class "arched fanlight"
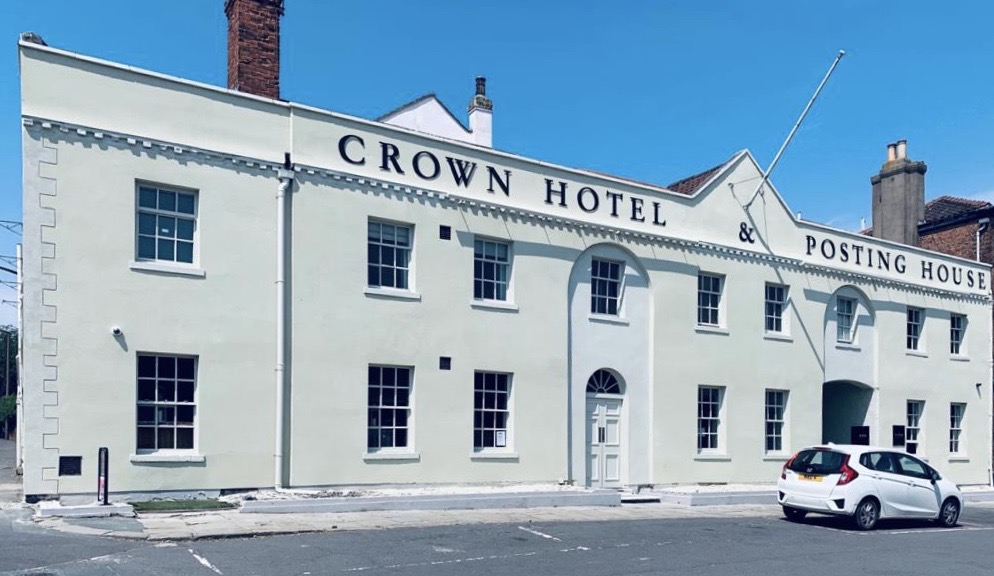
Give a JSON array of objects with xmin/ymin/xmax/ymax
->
[{"xmin": 586, "ymin": 369, "xmax": 621, "ymax": 394}]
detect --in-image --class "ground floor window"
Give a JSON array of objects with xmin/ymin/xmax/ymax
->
[
  {"xmin": 949, "ymin": 403, "xmax": 965, "ymax": 454},
  {"xmin": 136, "ymin": 354, "xmax": 196, "ymax": 451},
  {"xmin": 697, "ymin": 386, "xmax": 723, "ymax": 452},
  {"xmin": 764, "ymin": 389, "xmax": 787, "ymax": 453},
  {"xmin": 474, "ymin": 372, "xmax": 511, "ymax": 450},
  {"xmin": 906, "ymin": 400, "xmax": 924, "ymax": 454},
  {"xmin": 367, "ymin": 366, "xmax": 412, "ymax": 451}
]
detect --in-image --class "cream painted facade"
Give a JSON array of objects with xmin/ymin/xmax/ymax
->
[{"xmin": 17, "ymin": 39, "xmax": 994, "ymax": 499}]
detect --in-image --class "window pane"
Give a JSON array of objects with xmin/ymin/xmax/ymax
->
[
  {"xmin": 176, "ymin": 218, "xmax": 194, "ymax": 241},
  {"xmin": 138, "ymin": 187, "xmax": 157, "ymax": 208},
  {"xmin": 177, "ymin": 381, "xmax": 194, "ymax": 403},
  {"xmin": 138, "ymin": 213, "xmax": 156, "ymax": 235},
  {"xmin": 176, "ymin": 405, "xmax": 195, "ymax": 425},
  {"xmin": 157, "ymin": 239, "xmax": 175, "ymax": 261},
  {"xmin": 157, "ymin": 427, "xmax": 175, "ymax": 450},
  {"xmin": 137, "ymin": 379, "xmax": 156, "ymax": 401},
  {"xmin": 138, "ymin": 236, "xmax": 156, "ymax": 259},
  {"xmin": 176, "ymin": 428, "xmax": 194, "ymax": 449},
  {"xmin": 158, "ymin": 356, "xmax": 176, "ymax": 378},
  {"xmin": 138, "ymin": 355, "xmax": 156, "ymax": 377},
  {"xmin": 176, "ymin": 242, "xmax": 194, "ymax": 263},
  {"xmin": 395, "ymin": 428, "xmax": 408, "ymax": 447},
  {"xmin": 176, "ymin": 193, "xmax": 195, "ymax": 215},
  {"xmin": 137, "ymin": 405, "xmax": 155, "ymax": 424},
  {"xmin": 137, "ymin": 427, "xmax": 156, "ymax": 449},
  {"xmin": 158, "ymin": 191, "xmax": 176, "ymax": 212},
  {"xmin": 177, "ymin": 357, "xmax": 195, "ymax": 379}
]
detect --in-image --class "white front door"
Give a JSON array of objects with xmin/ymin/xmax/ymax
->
[{"xmin": 586, "ymin": 396, "xmax": 623, "ymax": 488}]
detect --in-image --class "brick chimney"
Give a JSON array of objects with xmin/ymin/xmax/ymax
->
[
  {"xmin": 871, "ymin": 139, "xmax": 927, "ymax": 245},
  {"xmin": 225, "ymin": 0, "xmax": 284, "ymax": 99}
]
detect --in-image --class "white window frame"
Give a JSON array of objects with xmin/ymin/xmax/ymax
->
[
  {"xmin": 474, "ymin": 371, "xmax": 513, "ymax": 453},
  {"xmin": 950, "ymin": 314, "xmax": 966, "ymax": 356},
  {"xmin": 135, "ymin": 183, "xmax": 198, "ymax": 266},
  {"xmin": 836, "ymin": 297, "xmax": 855, "ymax": 343},
  {"xmin": 473, "ymin": 238, "xmax": 512, "ymax": 303},
  {"xmin": 697, "ymin": 273, "xmax": 724, "ymax": 327},
  {"xmin": 697, "ymin": 386, "xmax": 724, "ymax": 453},
  {"xmin": 136, "ymin": 353, "xmax": 197, "ymax": 454},
  {"xmin": 590, "ymin": 258, "xmax": 624, "ymax": 316},
  {"xmin": 764, "ymin": 284, "xmax": 788, "ymax": 334},
  {"xmin": 906, "ymin": 307, "xmax": 924, "ymax": 351},
  {"xmin": 367, "ymin": 219, "xmax": 414, "ymax": 291},
  {"xmin": 366, "ymin": 365, "xmax": 413, "ymax": 453},
  {"xmin": 764, "ymin": 389, "xmax": 788, "ymax": 454},
  {"xmin": 906, "ymin": 400, "xmax": 924, "ymax": 455},
  {"xmin": 949, "ymin": 403, "xmax": 965, "ymax": 455}
]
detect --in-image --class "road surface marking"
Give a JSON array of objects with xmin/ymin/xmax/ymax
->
[
  {"xmin": 518, "ymin": 526, "xmax": 562, "ymax": 542},
  {"xmin": 189, "ymin": 548, "xmax": 224, "ymax": 575}
]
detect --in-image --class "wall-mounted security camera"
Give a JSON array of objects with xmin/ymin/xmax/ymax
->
[{"xmin": 111, "ymin": 326, "xmax": 123, "ymax": 337}]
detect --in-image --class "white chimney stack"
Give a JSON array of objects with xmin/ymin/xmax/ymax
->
[
  {"xmin": 886, "ymin": 142, "xmax": 897, "ymax": 162},
  {"xmin": 896, "ymin": 139, "xmax": 907, "ymax": 160},
  {"xmin": 468, "ymin": 77, "xmax": 493, "ymax": 148}
]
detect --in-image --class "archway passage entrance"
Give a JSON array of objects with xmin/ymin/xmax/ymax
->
[
  {"xmin": 586, "ymin": 369, "xmax": 624, "ymax": 488},
  {"xmin": 822, "ymin": 380, "xmax": 874, "ymax": 444}
]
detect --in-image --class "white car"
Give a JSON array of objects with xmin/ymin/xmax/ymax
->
[{"xmin": 777, "ymin": 444, "xmax": 962, "ymax": 530}]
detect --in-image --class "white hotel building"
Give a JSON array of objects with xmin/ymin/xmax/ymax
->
[{"xmin": 16, "ymin": 1, "xmax": 993, "ymax": 500}]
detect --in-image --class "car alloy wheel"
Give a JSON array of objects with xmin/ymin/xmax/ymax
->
[
  {"xmin": 937, "ymin": 499, "xmax": 960, "ymax": 528},
  {"xmin": 852, "ymin": 498, "xmax": 879, "ymax": 531}
]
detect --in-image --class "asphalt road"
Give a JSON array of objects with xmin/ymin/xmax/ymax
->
[{"xmin": 3, "ymin": 504, "xmax": 994, "ymax": 575}]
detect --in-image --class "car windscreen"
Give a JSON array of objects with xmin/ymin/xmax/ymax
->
[{"xmin": 788, "ymin": 449, "xmax": 846, "ymax": 475}]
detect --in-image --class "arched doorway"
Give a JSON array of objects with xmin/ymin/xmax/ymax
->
[
  {"xmin": 586, "ymin": 369, "xmax": 624, "ymax": 488},
  {"xmin": 822, "ymin": 380, "xmax": 874, "ymax": 444}
]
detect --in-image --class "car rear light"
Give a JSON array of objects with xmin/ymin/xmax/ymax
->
[
  {"xmin": 837, "ymin": 454, "xmax": 859, "ymax": 486},
  {"xmin": 781, "ymin": 452, "xmax": 799, "ymax": 480}
]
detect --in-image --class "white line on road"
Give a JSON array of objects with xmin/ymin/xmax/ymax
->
[
  {"xmin": 189, "ymin": 548, "xmax": 224, "ymax": 575},
  {"xmin": 517, "ymin": 525, "xmax": 562, "ymax": 542}
]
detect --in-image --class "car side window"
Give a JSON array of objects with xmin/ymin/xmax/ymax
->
[
  {"xmin": 895, "ymin": 454, "xmax": 930, "ymax": 479},
  {"xmin": 860, "ymin": 452, "xmax": 894, "ymax": 473}
]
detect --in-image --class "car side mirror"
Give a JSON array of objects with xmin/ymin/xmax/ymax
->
[{"xmin": 930, "ymin": 471, "xmax": 940, "ymax": 484}]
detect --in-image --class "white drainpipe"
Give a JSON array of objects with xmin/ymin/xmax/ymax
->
[
  {"xmin": 976, "ymin": 218, "xmax": 989, "ymax": 261},
  {"xmin": 275, "ymin": 159, "xmax": 294, "ymax": 489}
]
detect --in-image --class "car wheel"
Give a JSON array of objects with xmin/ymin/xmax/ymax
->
[
  {"xmin": 852, "ymin": 498, "xmax": 879, "ymax": 531},
  {"xmin": 936, "ymin": 498, "xmax": 960, "ymax": 528},
  {"xmin": 783, "ymin": 506, "xmax": 807, "ymax": 522}
]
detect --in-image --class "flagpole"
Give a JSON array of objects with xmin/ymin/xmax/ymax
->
[{"xmin": 745, "ymin": 50, "xmax": 846, "ymax": 209}]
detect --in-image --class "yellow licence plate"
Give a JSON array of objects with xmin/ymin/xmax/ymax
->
[{"xmin": 798, "ymin": 474, "xmax": 823, "ymax": 482}]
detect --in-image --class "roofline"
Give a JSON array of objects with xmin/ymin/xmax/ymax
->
[
  {"xmin": 376, "ymin": 92, "xmax": 472, "ymax": 134},
  {"xmin": 17, "ymin": 38, "xmax": 701, "ymax": 200},
  {"xmin": 919, "ymin": 205, "xmax": 994, "ymax": 234}
]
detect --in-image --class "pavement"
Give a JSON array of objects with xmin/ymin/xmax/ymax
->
[{"xmin": 4, "ymin": 438, "xmax": 993, "ymax": 542}]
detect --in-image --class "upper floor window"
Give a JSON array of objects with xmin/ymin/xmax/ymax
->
[
  {"xmin": 950, "ymin": 314, "xmax": 966, "ymax": 355},
  {"xmin": 474, "ymin": 238, "xmax": 510, "ymax": 302},
  {"xmin": 836, "ymin": 297, "xmax": 855, "ymax": 343},
  {"xmin": 368, "ymin": 220, "xmax": 412, "ymax": 290},
  {"xmin": 137, "ymin": 184, "xmax": 196, "ymax": 264},
  {"xmin": 367, "ymin": 365, "xmax": 412, "ymax": 451},
  {"xmin": 765, "ymin": 284, "xmax": 787, "ymax": 333},
  {"xmin": 697, "ymin": 273, "xmax": 723, "ymax": 327},
  {"xmin": 591, "ymin": 259, "xmax": 623, "ymax": 315},
  {"xmin": 906, "ymin": 307, "xmax": 924, "ymax": 351},
  {"xmin": 136, "ymin": 353, "xmax": 196, "ymax": 452}
]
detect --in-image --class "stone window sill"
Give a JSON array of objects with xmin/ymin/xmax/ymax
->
[
  {"xmin": 763, "ymin": 454, "xmax": 790, "ymax": 462},
  {"xmin": 694, "ymin": 453, "xmax": 731, "ymax": 462},
  {"xmin": 130, "ymin": 261, "xmax": 205, "ymax": 278},
  {"xmin": 470, "ymin": 452, "xmax": 519, "ymax": 461},
  {"xmin": 130, "ymin": 453, "xmax": 205, "ymax": 464},
  {"xmin": 589, "ymin": 314, "xmax": 629, "ymax": 326},
  {"xmin": 950, "ymin": 355, "xmax": 970, "ymax": 362},
  {"xmin": 695, "ymin": 326, "xmax": 729, "ymax": 336},
  {"xmin": 948, "ymin": 456, "xmax": 970, "ymax": 463},
  {"xmin": 906, "ymin": 350, "xmax": 929, "ymax": 358},
  {"xmin": 471, "ymin": 301, "xmax": 519, "ymax": 312},
  {"xmin": 362, "ymin": 452, "xmax": 421, "ymax": 462},
  {"xmin": 835, "ymin": 343, "xmax": 861, "ymax": 352},
  {"xmin": 763, "ymin": 333, "xmax": 793, "ymax": 343},
  {"xmin": 364, "ymin": 287, "xmax": 422, "ymax": 301}
]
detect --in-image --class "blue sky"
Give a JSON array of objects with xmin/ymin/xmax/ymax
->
[{"xmin": 2, "ymin": 1, "xmax": 993, "ymax": 324}]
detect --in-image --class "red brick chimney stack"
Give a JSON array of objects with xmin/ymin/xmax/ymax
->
[{"xmin": 225, "ymin": 0, "xmax": 284, "ymax": 99}]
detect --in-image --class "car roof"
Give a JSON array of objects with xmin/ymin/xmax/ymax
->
[{"xmin": 801, "ymin": 444, "xmax": 903, "ymax": 456}]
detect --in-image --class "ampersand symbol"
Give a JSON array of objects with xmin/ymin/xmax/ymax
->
[{"xmin": 738, "ymin": 222, "xmax": 756, "ymax": 244}]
